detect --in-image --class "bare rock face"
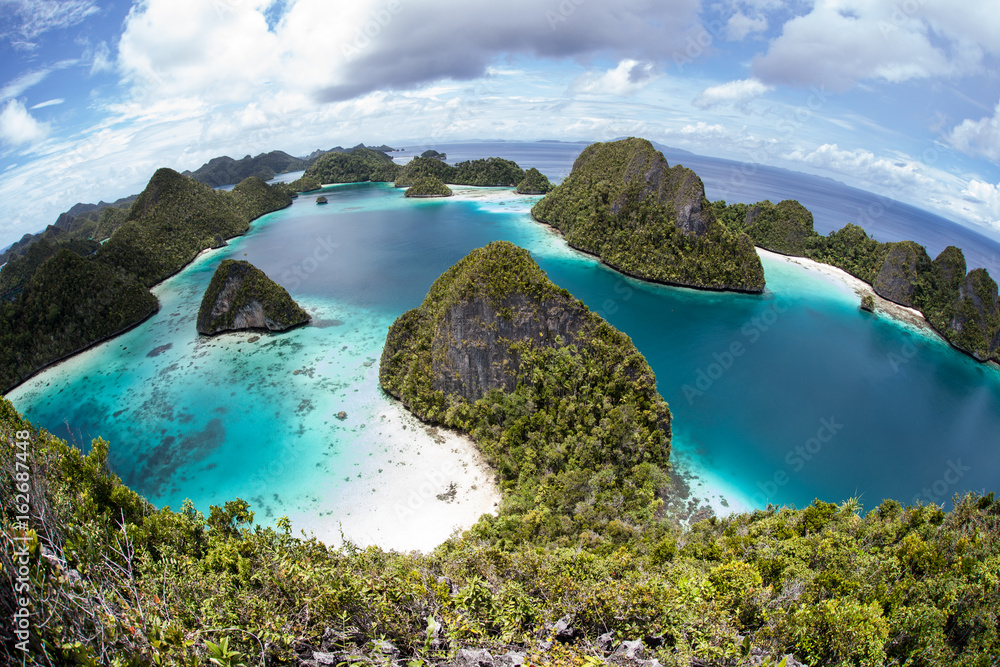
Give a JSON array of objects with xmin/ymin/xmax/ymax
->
[
  {"xmin": 432, "ymin": 293, "xmax": 587, "ymax": 402},
  {"xmin": 610, "ymin": 148, "xmax": 711, "ymax": 235},
  {"xmin": 531, "ymin": 137, "xmax": 764, "ymax": 293},
  {"xmin": 379, "ymin": 240, "xmax": 672, "ymax": 450},
  {"xmin": 197, "ymin": 259, "xmax": 310, "ymax": 335},
  {"xmin": 873, "ymin": 241, "xmax": 932, "ymax": 308},
  {"xmin": 949, "ymin": 268, "xmax": 1000, "ymax": 360}
]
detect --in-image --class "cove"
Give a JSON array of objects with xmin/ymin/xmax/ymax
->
[{"xmin": 8, "ymin": 159, "xmax": 1000, "ymax": 539}]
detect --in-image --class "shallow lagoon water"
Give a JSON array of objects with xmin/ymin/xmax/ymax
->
[{"xmin": 9, "ymin": 176, "xmax": 1000, "ymax": 538}]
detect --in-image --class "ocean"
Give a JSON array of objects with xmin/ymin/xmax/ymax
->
[{"xmin": 7, "ymin": 142, "xmax": 1000, "ymax": 542}]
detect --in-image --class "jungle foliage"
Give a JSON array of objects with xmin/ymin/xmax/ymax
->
[
  {"xmin": 304, "ymin": 147, "xmax": 401, "ymax": 184},
  {"xmin": 713, "ymin": 198, "xmax": 1000, "ymax": 362},
  {"xmin": 716, "ymin": 200, "xmax": 817, "ymax": 257},
  {"xmin": 380, "ymin": 241, "xmax": 672, "ymax": 545},
  {"xmin": 0, "ymin": 171, "xmax": 291, "ymax": 392},
  {"xmin": 3, "ymin": 395, "xmax": 999, "ymax": 667},
  {"xmin": 0, "ymin": 237, "xmax": 100, "ymax": 297},
  {"xmin": 0, "ymin": 251, "xmax": 158, "ymax": 390},
  {"xmin": 531, "ymin": 139, "xmax": 765, "ymax": 293},
  {"xmin": 196, "ymin": 259, "xmax": 311, "ymax": 334},
  {"xmin": 404, "ymin": 177, "xmax": 454, "ymax": 198},
  {"xmin": 394, "ymin": 157, "xmax": 526, "ymax": 188},
  {"xmin": 516, "ymin": 167, "xmax": 554, "ymax": 195}
]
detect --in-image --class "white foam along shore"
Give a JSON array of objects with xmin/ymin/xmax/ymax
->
[
  {"xmin": 757, "ymin": 247, "xmax": 938, "ymax": 336},
  {"xmin": 292, "ymin": 397, "xmax": 501, "ymax": 554}
]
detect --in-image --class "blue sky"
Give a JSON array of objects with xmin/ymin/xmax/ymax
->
[{"xmin": 2, "ymin": 0, "xmax": 1000, "ymax": 248}]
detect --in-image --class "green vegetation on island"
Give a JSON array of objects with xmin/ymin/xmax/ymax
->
[
  {"xmin": 0, "ymin": 237, "xmax": 100, "ymax": 297},
  {"xmin": 182, "ymin": 150, "xmax": 307, "ymax": 187},
  {"xmin": 452, "ymin": 158, "xmax": 524, "ymax": 187},
  {"xmin": 421, "ymin": 149, "xmax": 446, "ymax": 159},
  {"xmin": 300, "ymin": 150, "xmax": 536, "ymax": 191},
  {"xmin": 861, "ymin": 294, "xmax": 875, "ymax": 311},
  {"xmin": 716, "ymin": 199, "xmax": 817, "ymax": 256},
  {"xmin": 393, "ymin": 156, "xmax": 454, "ymax": 188},
  {"xmin": 380, "ymin": 241, "xmax": 671, "ymax": 542},
  {"xmin": 315, "ymin": 195, "xmax": 328, "ymax": 204},
  {"xmin": 404, "ymin": 177, "xmax": 453, "ymax": 198},
  {"xmin": 289, "ymin": 174, "xmax": 322, "ymax": 192},
  {"xmin": 0, "ymin": 171, "xmax": 291, "ymax": 392},
  {"xmin": 182, "ymin": 146, "xmax": 398, "ymax": 189},
  {"xmin": 531, "ymin": 138, "xmax": 765, "ymax": 293},
  {"xmin": 515, "ymin": 167, "xmax": 554, "ymax": 195},
  {"xmin": 0, "ymin": 197, "xmax": 136, "ymax": 268},
  {"xmin": 304, "ymin": 147, "xmax": 401, "ymax": 184},
  {"xmin": 98, "ymin": 171, "xmax": 291, "ymax": 287},
  {"xmin": 805, "ymin": 222, "xmax": 888, "ymax": 284},
  {"xmin": 197, "ymin": 259, "xmax": 310, "ymax": 335},
  {"xmin": 395, "ymin": 157, "xmax": 527, "ymax": 188},
  {"xmin": 0, "ymin": 251, "xmax": 158, "ymax": 389},
  {"xmin": 713, "ymin": 199, "xmax": 1000, "ymax": 362},
  {"xmin": 5, "ymin": 368, "xmax": 1000, "ymax": 665}
]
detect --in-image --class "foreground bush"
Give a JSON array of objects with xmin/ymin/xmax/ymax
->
[{"xmin": 2, "ymin": 397, "xmax": 999, "ymax": 666}]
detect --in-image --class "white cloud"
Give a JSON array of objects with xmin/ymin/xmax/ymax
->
[
  {"xmin": 89, "ymin": 40, "xmax": 113, "ymax": 75},
  {"xmin": 0, "ymin": 99, "xmax": 50, "ymax": 146},
  {"xmin": 784, "ymin": 143, "xmax": 937, "ymax": 191},
  {"xmin": 948, "ymin": 100, "xmax": 1000, "ymax": 163},
  {"xmin": 1, "ymin": 68, "xmax": 50, "ymax": 101},
  {"xmin": 117, "ymin": 0, "xmax": 280, "ymax": 105},
  {"xmin": 30, "ymin": 98, "xmax": 64, "ymax": 109},
  {"xmin": 777, "ymin": 142, "xmax": 1000, "ymax": 233},
  {"xmin": 963, "ymin": 180, "xmax": 1000, "ymax": 225},
  {"xmin": 693, "ymin": 78, "xmax": 772, "ymax": 110},
  {"xmin": 0, "ymin": 0, "xmax": 99, "ymax": 42},
  {"xmin": 116, "ymin": 0, "xmax": 703, "ymax": 106},
  {"xmin": 570, "ymin": 60, "xmax": 660, "ymax": 97},
  {"xmin": 725, "ymin": 11, "xmax": 768, "ymax": 40},
  {"xmin": 678, "ymin": 122, "xmax": 729, "ymax": 137},
  {"xmin": 753, "ymin": 0, "xmax": 1000, "ymax": 91}
]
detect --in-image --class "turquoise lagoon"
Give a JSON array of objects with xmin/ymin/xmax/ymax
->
[{"xmin": 9, "ymin": 180, "xmax": 1000, "ymax": 540}]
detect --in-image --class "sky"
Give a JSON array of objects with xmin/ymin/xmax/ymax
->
[{"xmin": 2, "ymin": 0, "xmax": 1000, "ymax": 248}]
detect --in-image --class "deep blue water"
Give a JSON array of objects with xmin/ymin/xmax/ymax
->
[{"xmin": 7, "ymin": 144, "xmax": 1000, "ymax": 534}]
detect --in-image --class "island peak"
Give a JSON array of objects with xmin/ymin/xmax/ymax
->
[
  {"xmin": 197, "ymin": 259, "xmax": 310, "ymax": 335},
  {"xmin": 531, "ymin": 137, "xmax": 765, "ymax": 293},
  {"xmin": 380, "ymin": 240, "xmax": 671, "ymax": 539}
]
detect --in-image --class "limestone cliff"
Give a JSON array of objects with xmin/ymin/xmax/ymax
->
[
  {"xmin": 197, "ymin": 260, "xmax": 310, "ymax": 335},
  {"xmin": 379, "ymin": 240, "xmax": 671, "ymax": 473},
  {"xmin": 873, "ymin": 241, "xmax": 932, "ymax": 308},
  {"xmin": 740, "ymin": 199, "xmax": 817, "ymax": 256},
  {"xmin": 949, "ymin": 268, "xmax": 1000, "ymax": 361},
  {"xmin": 531, "ymin": 137, "xmax": 764, "ymax": 293}
]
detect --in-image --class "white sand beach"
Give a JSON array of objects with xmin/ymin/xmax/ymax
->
[
  {"xmin": 292, "ymin": 396, "xmax": 501, "ymax": 554},
  {"xmin": 757, "ymin": 247, "xmax": 938, "ymax": 336}
]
